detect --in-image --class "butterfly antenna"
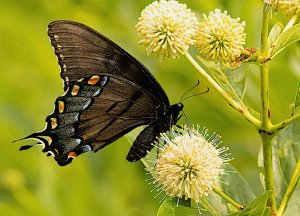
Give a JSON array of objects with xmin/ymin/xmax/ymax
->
[
  {"xmin": 179, "ymin": 80, "xmax": 200, "ymax": 103},
  {"xmin": 181, "ymin": 87, "xmax": 209, "ymax": 102}
]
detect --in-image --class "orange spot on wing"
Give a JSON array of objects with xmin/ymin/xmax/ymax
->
[
  {"xmin": 88, "ymin": 75, "xmax": 100, "ymax": 85},
  {"xmin": 68, "ymin": 152, "xmax": 77, "ymax": 159},
  {"xmin": 50, "ymin": 118, "xmax": 58, "ymax": 129},
  {"xmin": 71, "ymin": 85, "xmax": 80, "ymax": 96},
  {"xmin": 58, "ymin": 101, "xmax": 65, "ymax": 113}
]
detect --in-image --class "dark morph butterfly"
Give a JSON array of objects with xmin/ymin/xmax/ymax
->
[{"xmin": 19, "ymin": 20, "xmax": 183, "ymax": 166}]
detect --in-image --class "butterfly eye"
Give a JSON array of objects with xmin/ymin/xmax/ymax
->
[{"xmin": 178, "ymin": 103, "xmax": 184, "ymax": 110}]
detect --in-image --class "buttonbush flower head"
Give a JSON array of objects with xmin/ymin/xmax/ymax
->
[
  {"xmin": 264, "ymin": 0, "xmax": 300, "ymax": 17},
  {"xmin": 194, "ymin": 9, "xmax": 246, "ymax": 69},
  {"xmin": 281, "ymin": 0, "xmax": 300, "ymax": 17},
  {"xmin": 263, "ymin": 0, "xmax": 280, "ymax": 13},
  {"xmin": 149, "ymin": 125, "xmax": 230, "ymax": 203},
  {"xmin": 264, "ymin": 0, "xmax": 283, "ymax": 6},
  {"xmin": 136, "ymin": 0, "xmax": 199, "ymax": 61}
]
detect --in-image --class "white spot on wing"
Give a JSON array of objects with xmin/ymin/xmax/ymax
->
[
  {"xmin": 50, "ymin": 118, "xmax": 58, "ymax": 129},
  {"xmin": 82, "ymin": 145, "xmax": 92, "ymax": 152},
  {"xmin": 63, "ymin": 64, "xmax": 67, "ymax": 72},
  {"xmin": 37, "ymin": 136, "xmax": 53, "ymax": 145},
  {"xmin": 47, "ymin": 151, "xmax": 55, "ymax": 157},
  {"xmin": 93, "ymin": 88, "xmax": 101, "ymax": 96},
  {"xmin": 58, "ymin": 100, "xmax": 65, "ymax": 113}
]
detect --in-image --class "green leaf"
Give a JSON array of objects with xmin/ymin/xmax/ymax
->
[
  {"xmin": 269, "ymin": 23, "xmax": 300, "ymax": 59},
  {"xmin": 157, "ymin": 198, "xmax": 176, "ymax": 216},
  {"xmin": 268, "ymin": 22, "xmax": 284, "ymax": 49},
  {"xmin": 212, "ymin": 65, "xmax": 248, "ymax": 102},
  {"xmin": 258, "ymin": 120, "xmax": 300, "ymax": 215},
  {"xmin": 208, "ymin": 164, "xmax": 256, "ymax": 215},
  {"xmin": 220, "ymin": 164, "xmax": 256, "ymax": 204},
  {"xmin": 292, "ymin": 82, "xmax": 300, "ymax": 114},
  {"xmin": 262, "ymin": 207, "xmax": 272, "ymax": 216},
  {"xmin": 272, "ymin": 122, "xmax": 300, "ymax": 210},
  {"xmin": 198, "ymin": 56, "xmax": 248, "ymax": 104},
  {"xmin": 226, "ymin": 191, "xmax": 273, "ymax": 216},
  {"xmin": 285, "ymin": 187, "xmax": 300, "ymax": 216},
  {"xmin": 258, "ymin": 86, "xmax": 300, "ymax": 215},
  {"xmin": 224, "ymin": 66, "xmax": 247, "ymax": 100}
]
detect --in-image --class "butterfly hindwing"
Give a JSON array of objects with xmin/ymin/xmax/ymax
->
[{"xmin": 24, "ymin": 73, "xmax": 163, "ymax": 165}]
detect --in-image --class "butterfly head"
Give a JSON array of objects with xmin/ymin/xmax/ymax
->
[
  {"xmin": 167, "ymin": 102, "xmax": 184, "ymax": 123},
  {"xmin": 168, "ymin": 102, "xmax": 184, "ymax": 113},
  {"xmin": 176, "ymin": 102, "xmax": 184, "ymax": 111}
]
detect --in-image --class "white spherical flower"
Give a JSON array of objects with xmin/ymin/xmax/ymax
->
[
  {"xmin": 150, "ymin": 125, "xmax": 229, "ymax": 203},
  {"xmin": 136, "ymin": 0, "xmax": 199, "ymax": 61},
  {"xmin": 194, "ymin": 9, "xmax": 246, "ymax": 68}
]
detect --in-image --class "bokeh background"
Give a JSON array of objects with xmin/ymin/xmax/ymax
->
[{"xmin": 0, "ymin": 0, "xmax": 299, "ymax": 215}]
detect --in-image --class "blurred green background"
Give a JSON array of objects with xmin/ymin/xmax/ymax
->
[{"xmin": 0, "ymin": 0, "xmax": 299, "ymax": 215}]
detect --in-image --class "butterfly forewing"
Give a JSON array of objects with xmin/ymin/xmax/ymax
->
[{"xmin": 47, "ymin": 20, "xmax": 169, "ymax": 107}]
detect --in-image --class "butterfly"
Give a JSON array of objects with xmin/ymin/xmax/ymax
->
[{"xmin": 19, "ymin": 20, "xmax": 183, "ymax": 166}]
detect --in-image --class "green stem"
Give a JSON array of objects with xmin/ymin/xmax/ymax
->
[
  {"xmin": 272, "ymin": 112, "xmax": 300, "ymax": 133},
  {"xmin": 277, "ymin": 159, "xmax": 300, "ymax": 216},
  {"xmin": 260, "ymin": 7, "xmax": 271, "ymax": 129},
  {"xmin": 261, "ymin": 133, "xmax": 276, "ymax": 211},
  {"xmin": 184, "ymin": 53, "xmax": 260, "ymax": 127},
  {"xmin": 212, "ymin": 187, "xmax": 244, "ymax": 211},
  {"xmin": 260, "ymin": 3, "xmax": 277, "ymax": 213}
]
